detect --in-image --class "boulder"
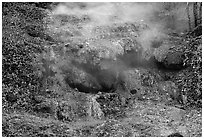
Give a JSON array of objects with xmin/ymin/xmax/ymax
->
[
  {"xmin": 86, "ymin": 94, "xmax": 104, "ymax": 119},
  {"xmin": 57, "ymin": 92, "xmax": 104, "ymax": 121},
  {"xmin": 158, "ymin": 51, "xmax": 185, "ymax": 70},
  {"xmin": 158, "ymin": 81, "xmax": 183, "ymax": 105},
  {"xmin": 153, "ymin": 37, "xmax": 186, "ymax": 70},
  {"xmin": 64, "ymin": 66, "xmax": 102, "ymax": 93}
]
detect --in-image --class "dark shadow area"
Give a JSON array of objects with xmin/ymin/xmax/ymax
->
[{"xmin": 68, "ymin": 49, "xmax": 187, "ymax": 93}]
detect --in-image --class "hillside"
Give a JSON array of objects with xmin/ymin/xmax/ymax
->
[{"xmin": 2, "ymin": 2, "xmax": 202, "ymax": 137}]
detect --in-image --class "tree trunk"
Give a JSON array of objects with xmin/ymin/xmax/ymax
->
[
  {"xmin": 186, "ymin": 3, "xmax": 191, "ymax": 31},
  {"xmin": 198, "ymin": 2, "xmax": 202, "ymax": 25},
  {"xmin": 193, "ymin": 2, "xmax": 198, "ymax": 28}
]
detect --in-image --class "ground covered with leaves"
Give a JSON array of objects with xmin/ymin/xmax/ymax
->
[{"xmin": 2, "ymin": 2, "xmax": 202, "ymax": 137}]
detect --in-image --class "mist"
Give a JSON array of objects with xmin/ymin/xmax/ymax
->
[
  {"xmin": 50, "ymin": 2, "xmax": 190, "ymax": 41},
  {"xmin": 47, "ymin": 2, "xmax": 192, "ymax": 92}
]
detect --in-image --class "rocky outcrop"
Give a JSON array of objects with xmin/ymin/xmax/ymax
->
[
  {"xmin": 153, "ymin": 37, "xmax": 186, "ymax": 71},
  {"xmin": 64, "ymin": 66, "xmax": 102, "ymax": 93}
]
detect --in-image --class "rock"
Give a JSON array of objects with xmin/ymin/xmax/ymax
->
[
  {"xmin": 153, "ymin": 38, "xmax": 185, "ymax": 70},
  {"xmin": 140, "ymin": 71, "xmax": 158, "ymax": 87},
  {"xmin": 96, "ymin": 93, "xmax": 126, "ymax": 118},
  {"xmin": 167, "ymin": 106, "xmax": 185, "ymax": 123},
  {"xmin": 57, "ymin": 92, "xmax": 89, "ymax": 122},
  {"xmin": 177, "ymin": 126, "xmax": 189, "ymax": 137},
  {"xmin": 57, "ymin": 101, "xmax": 75, "ymax": 122},
  {"xmin": 123, "ymin": 68, "xmax": 162, "ymax": 90},
  {"xmin": 121, "ymin": 68, "xmax": 163, "ymax": 102},
  {"xmin": 64, "ymin": 61, "xmax": 129, "ymax": 94},
  {"xmin": 162, "ymin": 51, "xmax": 185, "ymax": 70},
  {"xmin": 167, "ymin": 132, "xmax": 183, "ymax": 137},
  {"xmin": 158, "ymin": 81, "xmax": 183, "ymax": 104},
  {"xmin": 153, "ymin": 42, "xmax": 170, "ymax": 62},
  {"xmin": 87, "ymin": 94, "xmax": 104, "ymax": 119},
  {"xmin": 122, "ymin": 69, "xmax": 142, "ymax": 91},
  {"xmin": 159, "ymin": 126, "xmax": 175, "ymax": 137},
  {"xmin": 33, "ymin": 97, "xmax": 58, "ymax": 119},
  {"xmin": 56, "ymin": 92, "xmax": 105, "ymax": 122},
  {"xmin": 64, "ymin": 66, "xmax": 102, "ymax": 93}
]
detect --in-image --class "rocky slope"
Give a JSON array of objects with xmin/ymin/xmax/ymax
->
[{"xmin": 2, "ymin": 2, "xmax": 202, "ymax": 137}]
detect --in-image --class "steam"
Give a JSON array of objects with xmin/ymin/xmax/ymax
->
[
  {"xmin": 46, "ymin": 2, "xmax": 191, "ymax": 92},
  {"xmin": 49, "ymin": 2, "xmax": 191, "ymax": 46},
  {"xmin": 48, "ymin": 2, "xmax": 190, "ymax": 69},
  {"xmin": 52, "ymin": 3, "xmax": 159, "ymax": 25}
]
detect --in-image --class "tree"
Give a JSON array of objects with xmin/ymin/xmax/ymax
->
[{"xmin": 186, "ymin": 2, "xmax": 192, "ymax": 32}]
